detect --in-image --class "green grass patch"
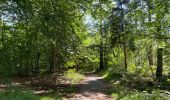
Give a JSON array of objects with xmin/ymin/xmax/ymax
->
[
  {"xmin": 0, "ymin": 87, "xmax": 63, "ymax": 100},
  {"xmin": 111, "ymin": 93, "xmax": 119, "ymax": 99},
  {"xmin": 65, "ymin": 69, "xmax": 84, "ymax": 84},
  {"xmin": 40, "ymin": 96, "xmax": 62, "ymax": 100},
  {"xmin": 0, "ymin": 89, "xmax": 39, "ymax": 100}
]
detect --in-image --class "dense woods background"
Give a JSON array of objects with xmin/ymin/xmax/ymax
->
[{"xmin": 0, "ymin": 0, "xmax": 170, "ymax": 100}]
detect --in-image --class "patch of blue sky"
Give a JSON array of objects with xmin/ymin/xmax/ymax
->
[{"xmin": 84, "ymin": 14, "xmax": 99, "ymax": 33}]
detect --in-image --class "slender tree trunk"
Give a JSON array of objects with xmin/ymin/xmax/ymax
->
[
  {"xmin": 148, "ymin": 47, "xmax": 153, "ymax": 66},
  {"xmin": 25, "ymin": 25, "xmax": 29, "ymax": 77},
  {"xmin": 76, "ymin": 61, "xmax": 79, "ymax": 72},
  {"xmin": 49, "ymin": 42, "xmax": 55, "ymax": 73},
  {"xmin": 26, "ymin": 61, "xmax": 29, "ymax": 77},
  {"xmin": 104, "ymin": 44, "xmax": 107, "ymax": 69},
  {"xmin": 147, "ymin": 2, "xmax": 153, "ymax": 66},
  {"xmin": 34, "ymin": 30, "xmax": 40, "ymax": 73},
  {"xmin": 120, "ymin": 2, "xmax": 127, "ymax": 70},
  {"xmin": 123, "ymin": 42, "xmax": 127, "ymax": 70},
  {"xmin": 99, "ymin": 45, "xmax": 104, "ymax": 70},
  {"xmin": 156, "ymin": 48, "xmax": 163, "ymax": 79},
  {"xmin": 147, "ymin": 0, "xmax": 153, "ymax": 66},
  {"xmin": 148, "ymin": 46, "xmax": 155, "ymax": 80},
  {"xmin": 1, "ymin": 21, "xmax": 6, "ymax": 49},
  {"xmin": 146, "ymin": 0, "xmax": 154, "ymax": 80},
  {"xmin": 35, "ymin": 52, "xmax": 40, "ymax": 73},
  {"xmin": 155, "ymin": 0, "xmax": 164, "ymax": 80},
  {"xmin": 53, "ymin": 41, "xmax": 57, "ymax": 73},
  {"xmin": 99, "ymin": 18, "xmax": 104, "ymax": 70}
]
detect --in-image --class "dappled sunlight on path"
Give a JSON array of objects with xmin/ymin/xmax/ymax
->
[{"xmin": 67, "ymin": 74, "xmax": 112, "ymax": 100}]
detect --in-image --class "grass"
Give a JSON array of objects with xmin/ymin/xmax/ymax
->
[
  {"xmin": 0, "ymin": 73, "xmax": 79, "ymax": 100},
  {"xmin": 0, "ymin": 88, "xmax": 63, "ymax": 100},
  {"xmin": 0, "ymin": 89, "xmax": 39, "ymax": 100},
  {"xmin": 40, "ymin": 96, "xmax": 62, "ymax": 100},
  {"xmin": 64, "ymin": 69, "xmax": 84, "ymax": 84}
]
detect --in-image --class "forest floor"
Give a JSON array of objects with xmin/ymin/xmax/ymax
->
[
  {"xmin": 66, "ymin": 73, "xmax": 112, "ymax": 100},
  {"xmin": 2, "ymin": 72, "xmax": 170, "ymax": 99},
  {"xmin": 0, "ymin": 73, "xmax": 113, "ymax": 100}
]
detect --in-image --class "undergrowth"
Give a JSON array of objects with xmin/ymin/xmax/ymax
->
[
  {"xmin": 0, "ymin": 88, "xmax": 62, "ymax": 100},
  {"xmin": 0, "ymin": 89, "xmax": 39, "ymax": 100},
  {"xmin": 102, "ymin": 68, "xmax": 170, "ymax": 100},
  {"xmin": 64, "ymin": 69, "xmax": 84, "ymax": 84}
]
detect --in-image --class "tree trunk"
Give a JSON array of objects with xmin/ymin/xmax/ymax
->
[
  {"xmin": 148, "ymin": 46, "xmax": 155, "ymax": 80},
  {"xmin": 104, "ymin": 47, "xmax": 107, "ymax": 69},
  {"xmin": 25, "ymin": 25, "xmax": 29, "ymax": 77},
  {"xmin": 147, "ymin": 0, "xmax": 154, "ymax": 67},
  {"xmin": 53, "ymin": 41, "xmax": 57, "ymax": 73},
  {"xmin": 123, "ymin": 42, "xmax": 127, "ymax": 70},
  {"xmin": 99, "ymin": 18, "xmax": 104, "ymax": 70},
  {"xmin": 49, "ymin": 42, "xmax": 55, "ymax": 73},
  {"xmin": 99, "ymin": 45, "xmax": 104, "ymax": 70},
  {"xmin": 76, "ymin": 61, "xmax": 79, "ymax": 72},
  {"xmin": 35, "ymin": 52, "xmax": 40, "ymax": 73},
  {"xmin": 148, "ymin": 47, "xmax": 154, "ymax": 66},
  {"xmin": 156, "ymin": 48, "xmax": 163, "ymax": 79}
]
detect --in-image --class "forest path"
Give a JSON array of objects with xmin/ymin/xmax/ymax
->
[{"xmin": 66, "ymin": 74, "xmax": 113, "ymax": 100}]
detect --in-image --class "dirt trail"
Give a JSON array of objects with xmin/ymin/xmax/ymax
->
[{"xmin": 67, "ymin": 74, "xmax": 112, "ymax": 100}]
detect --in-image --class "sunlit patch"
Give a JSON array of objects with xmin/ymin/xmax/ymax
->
[
  {"xmin": 34, "ymin": 90, "xmax": 49, "ymax": 94},
  {"xmin": 40, "ymin": 96, "xmax": 55, "ymax": 100},
  {"xmin": 0, "ymin": 84, "xmax": 7, "ymax": 88},
  {"xmin": 24, "ymin": 81, "xmax": 31, "ymax": 84},
  {"xmin": 11, "ymin": 82, "xmax": 20, "ymax": 86},
  {"xmin": 113, "ymin": 81, "xmax": 120, "ymax": 85}
]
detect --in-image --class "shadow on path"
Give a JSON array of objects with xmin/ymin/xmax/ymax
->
[
  {"xmin": 68, "ymin": 74, "xmax": 112, "ymax": 100},
  {"xmin": 2, "ymin": 74, "xmax": 112, "ymax": 100}
]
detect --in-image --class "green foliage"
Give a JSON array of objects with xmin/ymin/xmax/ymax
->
[
  {"xmin": 0, "ymin": 0, "xmax": 88, "ymax": 75},
  {"xmin": 0, "ymin": 76, "xmax": 11, "ymax": 84},
  {"xmin": 0, "ymin": 0, "xmax": 170, "ymax": 99},
  {"xmin": 120, "ymin": 91, "xmax": 169, "ymax": 100},
  {"xmin": 65, "ymin": 61, "xmax": 76, "ymax": 68},
  {"xmin": 64, "ymin": 69, "xmax": 84, "ymax": 84},
  {"xmin": 105, "ymin": 71, "xmax": 170, "ymax": 100}
]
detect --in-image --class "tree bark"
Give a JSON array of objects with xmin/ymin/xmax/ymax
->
[
  {"xmin": 49, "ymin": 42, "xmax": 55, "ymax": 73},
  {"xmin": 99, "ymin": 18, "xmax": 104, "ymax": 70},
  {"xmin": 156, "ymin": 48, "xmax": 163, "ymax": 79},
  {"xmin": 148, "ymin": 47, "xmax": 153, "ymax": 66},
  {"xmin": 99, "ymin": 45, "xmax": 104, "ymax": 70},
  {"xmin": 35, "ymin": 52, "xmax": 40, "ymax": 73},
  {"xmin": 148, "ymin": 46, "xmax": 155, "ymax": 80},
  {"xmin": 123, "ymin": 42, "xmax": 127, "ymax": 70}
]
